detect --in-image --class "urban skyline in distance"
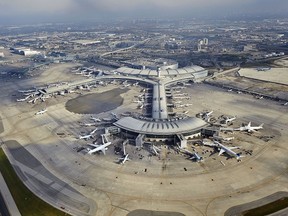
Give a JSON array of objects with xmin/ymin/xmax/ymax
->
[{"xmin": 0, "ymin": 0, "xmax": 288, "ymax": 24}]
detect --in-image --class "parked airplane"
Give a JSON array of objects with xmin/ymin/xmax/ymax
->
[
  {"xmin": 111, "ymin": 112, "xmax": 119, "ymax": 120},
  {"xmin": 213, "ymin": 135, "xmax": 235, "ymax": 142},
  {"xmin": 88, "ymin": 141, "xmax": 112, "ymax": 155},
  {"xmin": 214, "ymin": 141, "xmax": 244, "ymax": 160},
  {"xmin": 151, "ymin": 145, "xmax": 161, "ymax": 156},
  {"xmin": 234, "ymin": 122, "xmax": 264, "ymax": 133},
  {"xmin": 35, "ymin": 108, "xmax": 47, "ymax": 115},
  {"xmin": 118, "ymin": 154, "xmax": 131, "ymax": 164},
  {"xmin": 84, "ymin": 123, "xmax": 97, "ymax": 127},
  {"xmin": 283, "ymin": 102, "xmax": 288, "ymax": 106},
  {"xmin": 79, "ymin": 134, "xmax": 94, "ymax": 140},
  {"xmin": 89, "ymin": 128, "xmax": 98, "ymax": 135},
  {"xmin": 17, "ymin": 98, "xmax": 26, "ymax": 102},
  {"xmin": 223, "ymin": 116, "xmax": 236, "ymax": 124},
  {"xmin": 180, "ymin": 148, "xmax": 203, "ymax": 162},
  {"xmin": 90, "ymin": 117, "xmax": 101, "ymax": 122},
  {"xmin": 190, "ymin": 152, "xmax": 203, "ymax": 162}
]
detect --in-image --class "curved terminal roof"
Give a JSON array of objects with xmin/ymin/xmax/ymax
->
[
  {"xmin": 114, "ymin": 116, "xmax": 208, "ymax": 135},
  {"xmin": 115, "ymin": 65, "xmax": 206, "ymax": 77}
]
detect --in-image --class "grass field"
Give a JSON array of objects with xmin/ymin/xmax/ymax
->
[{"xmin": 0, "ymin": 147, "xmax": 70, "ymax": 216}]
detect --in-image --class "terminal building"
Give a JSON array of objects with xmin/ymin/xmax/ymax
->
[{"xmin": 112, "ymin": 63, "xmax": 209, "ymax": 148}]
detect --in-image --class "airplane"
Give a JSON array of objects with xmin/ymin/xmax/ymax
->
[
  {"xmin": 111, "ymin": 112, "xmax": 119, "ymax": 120},
  {"xmin": 227, "ymin": 89, "xmax": 233, "ymax": 92},
  {"xmin": 183, "ymin": 110, "xmax": 189, "ymax": 114},
  {"xmin": 17, "ymin": 98, "xmax": 26, "ymax": 102},
  {"xmin": 234, "ymin": 122, "xmax": 264, "ymax": 133},
  {"xmin": 283, "ymin": 102, "xmax": 288, "ymax": 106},
  {"xmin": 90, "ymin": 117, "xmax": 101, "ymax": 122},
  {"xmin": 79, "ymin": 133, "xmax": 94, "ymax": 140},
  {"xmin": 190, "ymin": 152, "xmax": 203, "ymax": 162},
  {"xmin": 84, "ymin": 123, "xmax": 97, "ymax": 127},
  {"xmin": 202, "ymin": 110, "xmax": 213, "ymax": 121},
  {"xmin": 213, "ymin": 135, "xmax": 235, "ymax": 142},
  {"xmin": 35, "ymin": 108, "xmax": 47, "ymax": 115},
  {"xmin": 223, "ymin": 116, "xmax": 236, "ymax": 124},
  {"xmin": 214, "ymin": 141, "xmax": 244, "ymax": 161},
  {"xmin": 179, "ymin": 148, "xmax": 203, "ymax": 162},
  {"xmin": 151, "ymin": 145, "xmax": 161, "ymax": 156},
  {"xmin": 88, "ymin": 141, "xmax": 112, "ymax": 155},
  {"xmin": 123, "ymin": 83, "xmax": 131, "ymax": 88},
  {"xmin": 255, "ymin": 95, "xmax": 264, "ymax": 99},
  {"xmin": 118, "ymin": 154, "xmax": 131, "ymax": 164},
  {"xmin": 133, "ymin": 82, "xmax": 139, "ymax": 86},
  {"xmin": 89, "ymin": 128, "xmax": 98, "ymax": 135}
]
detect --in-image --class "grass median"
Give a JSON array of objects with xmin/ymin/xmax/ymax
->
[{"xmin": 0, "ymin": 147, "xmax": 70, "ymax": 216}]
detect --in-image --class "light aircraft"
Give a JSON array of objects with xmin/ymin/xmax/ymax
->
[
  {"xmin": 214, "ymin": 141, "xmax": 244, "ymax": 161},
  {"xmin": 88, "ymin": 142, "xmax": 112, "ymax": 155},
  {"xmin": 35, "ymin": 108, "xmax": 47, "ymax": 115},
  {"xmin": 234, "ymin": 122, "xmax": 264, "ymax": 133}
]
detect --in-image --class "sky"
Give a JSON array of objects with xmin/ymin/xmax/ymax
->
[{"xmin": 0, "ymin": 0, "xmax": 288, "ymax": 24}]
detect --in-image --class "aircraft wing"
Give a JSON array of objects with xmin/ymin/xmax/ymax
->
[
  {"xmin": 229, "ymin": 147, "xmax": 239, "ymax": 150},
  {"xmin": 218, "ymin": 149, "xmax": 225, "ymax": 156}
]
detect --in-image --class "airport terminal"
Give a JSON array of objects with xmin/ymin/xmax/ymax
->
[{"xmin": 1, "ymin": 24, "xmax": 288, "ymax": 216}]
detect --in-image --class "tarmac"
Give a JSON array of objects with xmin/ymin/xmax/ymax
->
[
  {"xmin": 0, "ymin": 173, "xmax": 21, "ymax": 216},
  {"xmin": 1, "ymin": 63, "xmax": 288, "ymax": 216}
]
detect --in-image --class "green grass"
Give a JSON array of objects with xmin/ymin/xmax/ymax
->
[
  {"xmin": 242, "ymin": 197, "xmax": 288, "ymax": 216},
  {"xmin": 0, "ymin": 147, "xmax": 70, "ymax": 216}
]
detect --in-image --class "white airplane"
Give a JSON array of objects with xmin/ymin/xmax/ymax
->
[
  {"xmin": 79, "ymin": 134, "xmax": 94, "ymax": 140},
  {"xmin": 234, "ymin": 122, "xmax": 264, "ymax": 133},
  {"xmin": 89, "ymin": 128, "xmax": 98, "ymax": 135},
  {"xmin": 35, "ymin": 108, "xmax": 47, "ymax": 115},
  {"xmin": 90, "ymin": 117, "xmax": 101, "ymax": 122},
  {"xmin": 84, "ymin": 123, "xmax": 96, "ymax": 127},
  {"xmin": 88, "ymin": 141, "xmax": 112, "ymax": 155},
  {"xmin": 111, "ymin": 112, "xmax": 119, "ymax": 120},
  {"xmin": 227, "ymin": 89, "xmax": 233, "ymax": 92},
  {"xmin": 190, "ymin": 152, "xmax": 203, "ymax": 162},
  {"xmin": 213, "ymin": 135, "xmax": 235, "ymax": 142},
  {"xmin": 118, "ymin": 154, "xmax": 131, "ymax": 164},
  {"xmin": 180, "ymin": 148, "xmax": 203, "ymax": 162},
  {"xmin": 214, "ymin": 141, "xmax": 244, "ymax": 160},
  {"xmin": 224, "ymin": 116, "xmax": 236, "ymax": 124},
  {"xmin": 151, "ymin": 145, "xmax": 161, "ymax": 156},
  {"xmin": 133, "ymin": 82, "xmax": 139, "ymax": 86},
  {"xmin": 17, "ymin": 98, "xmax": 26, "ymax": 102},
  {"xmin": 123, "ymin": 83, "xmax": 131, "ymax": 87},
  {"xmin": 283, "ymin": 102, "xmax": 288, "ymax": 106}
]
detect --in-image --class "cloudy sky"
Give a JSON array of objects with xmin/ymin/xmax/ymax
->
[{"xmin": 0, "ymin": 0, "xmax": 287, "ymax": 24}]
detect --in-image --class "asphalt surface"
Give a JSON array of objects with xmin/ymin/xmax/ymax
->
[{"xmin": 65, "ymin": 88, "xmax": 128, "ymax": 114}]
